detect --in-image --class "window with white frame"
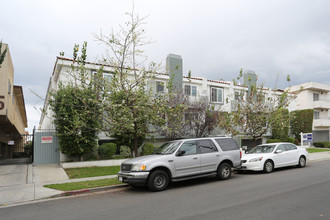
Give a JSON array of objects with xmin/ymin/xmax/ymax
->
[
  {"xmin": 103, "ymin": 72, "xmax": 112, "ymax": 83},
  {"xmin": 102, "ymin": 72, "xmax": 113, "ymax": 91},
  {"xmin": 184, "ymin": 85, "xmax": 197, "ymax": 96},
  {"xmin": 156, "ymin": 81, "xmax": 165, "ymax": 93},
  {"xmin": 314, "ymin": 111, "xmax": 320, "ymax": 120},
  {"xmin": 234, "ymin": 91, "xmax": 240, "ymax": 100},
  {"xmin": 313, "ymin": 93, "xmax": 319, "ymax": 101},
  {"xmin": 211, "ymin": 87, "xmax": 223, "ymax": 103}
]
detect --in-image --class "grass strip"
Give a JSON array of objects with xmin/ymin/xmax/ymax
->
[
  {"xmin": 307, "ymin": 148, "xmax": 330, "ymax": 153},
  {"xmin": 65, "ymin": 166, "xmax": 120, "ymax": 179},
  {"xmin": 44, "ymin": 178, "xmax": 122, "ymax": 191}
]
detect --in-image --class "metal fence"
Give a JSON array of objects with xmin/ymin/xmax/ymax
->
[{"xmin": 0, "ymin": 133, "xmax": 34, "ymax": 165}]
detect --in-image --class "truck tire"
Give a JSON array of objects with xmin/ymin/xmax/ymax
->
[{"xmin": 147, "ymin": 170, "xmax": 169, "ymax": 192}]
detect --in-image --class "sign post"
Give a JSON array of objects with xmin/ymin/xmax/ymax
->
[{"xmin": 300, "ymin": 132, "xmax": 313, "ymax": 147}]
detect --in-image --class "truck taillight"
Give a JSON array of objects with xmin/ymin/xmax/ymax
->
[{"xmin": 240, "ymin": 151, "xmax": 242, "ymax": 159}]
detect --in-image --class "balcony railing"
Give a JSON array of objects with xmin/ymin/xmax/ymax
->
[
  {"xmin": 313, "ymin": 118, "xmax": 330, "ymax": 127},
  {"xmin": 313, "ymin": 99, "xmax": 330, "ymax": 109}
]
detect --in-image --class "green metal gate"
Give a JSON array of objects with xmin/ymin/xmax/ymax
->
[{"xmin": 33, "ymin": 130, "xmax": 60, "ymax": 165}]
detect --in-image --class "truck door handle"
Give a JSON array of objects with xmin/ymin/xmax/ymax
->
[
  {"xmin": 193, "ymin": 157, "xmax": 198, "ymax": 160},
  {"xmin": 216, "ymin": 155, "xmax": 220, "ymax": 157}
]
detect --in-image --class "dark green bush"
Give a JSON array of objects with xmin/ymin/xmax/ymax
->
[
  {"xmin": 287, "ymin": 137, "xmax": 295, "ymax": 144},
  {"xmin": 314, "ymin": 142, "xmax": 330, "ymax": 148},
  {"xmin": 98, "ymin": 143, "xmax": 117, "ymax": 159},
  {"xmin": 120, "ymin": 145, "xmax": 131, "ymax": 158},
  {"xmin": 266, "ymin": 139, "xmax": 281, "ymax": 143},
  {"xmin": 141, "ymin": 143, "xmax": 155, "ymax": 156},
  {"xmin": 313, "ymin": 142, "xmax": 324, "ymax": 148}
]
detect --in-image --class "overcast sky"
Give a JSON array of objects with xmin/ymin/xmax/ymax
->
[{"xmin": 1, "ymin": 0, "xmax": 330, "ymax": 132}]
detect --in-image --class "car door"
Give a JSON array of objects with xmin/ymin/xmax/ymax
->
[
  {"xmin": 197, "ymin": 139, "xmax": 219, "ymax": 173},
  {"xmin": 173, "ymin": 140, "xmax": 200, "ymax": 177},
  {"xmin": 272, "ymin": 144, "xmax": 290, "ymax": 167},
  {"xmin": 285, "ymin": 144, "xmax": 300, "ymax": 165}
]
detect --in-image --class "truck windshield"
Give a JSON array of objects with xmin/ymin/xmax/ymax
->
[{"xmin": 153, "ymin": 141, "xmax": 182, "ymax": 155}]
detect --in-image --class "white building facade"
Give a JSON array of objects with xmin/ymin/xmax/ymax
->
[
  {"xmin": 288, "ymin": 82, "xmax": 330, "ymax": 142},
  {"xmin": 39, "ymin": 54, "xmax": 330, "ymax": 147}
]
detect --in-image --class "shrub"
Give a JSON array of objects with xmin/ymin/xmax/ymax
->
[
  {"xmin": 313, "ymin": 142, "xmax": 324, "ymax": 148},
  {"xmin": 98, "ymin": 143, "xmax": 117, "ymax": 159},
  {"xmin": 314, "ymin": 142, "xmax": 330, "ymax": 148},
  {"xmin": 120, "ymin": 145, "xmax": 131, "ymax": 158},
  {"xmin": 266, "ymin": 139, "xmax": 281, "ymax": 143},
  {"xmin": 290, "ymin": 109, "xmax": 313, "ymax": 139},
  {"xmin": 141, "ymin": 143, "xmax": 155, "ymax": 156},
  {"xmin": 287, "ymin": 137, "xmax": 295, "ymax": 144}
]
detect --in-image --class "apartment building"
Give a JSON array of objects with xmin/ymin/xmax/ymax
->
[
  {"xmin": 40, "ymin": 54, "xmax": 300, "ymax": 154},
  {"xmin": 39, "ymin": 54, "xmax": 251, "ymax": 131},
  {"xmin": 0, "ymin": 43, "xmax": 28, "ymax": 163},
  {"xmin": 288, "ymin": 82, "xmax": 330, "ymax": 142}
]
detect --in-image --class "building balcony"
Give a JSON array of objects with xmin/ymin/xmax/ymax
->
[
  {"xmin": 313, "ymin": 100, "xmax": 330, "ymax": 110},
  {"xmin": 313, "ymin": 119, "xmax": 330, "ymax": 128}
]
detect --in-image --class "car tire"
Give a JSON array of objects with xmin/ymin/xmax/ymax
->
[
  {"xmin": 263, "ymin": 160, "xmax": 274, "ymax": 173},
  {"xmin": 147, "ymin": 170, "xmax": 169, "ymax": 192},
  {"xmin": 297, "ymin": 156, "xmax": 306, "ymax": 168},
  {"xmin": 217, "ymin": 163, "xmax": 232, "ymax": 180}
]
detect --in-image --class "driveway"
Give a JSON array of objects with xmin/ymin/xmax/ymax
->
[{"xmin": 0, "ymin": 164, "xmax": 68, "ymax": 205}]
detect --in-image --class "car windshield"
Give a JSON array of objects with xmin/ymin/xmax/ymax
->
[
  {"xmin": 247, "ymin": 145, "xmax": 276, "ymax": 154},
  {"xmin": 153, "ymin": 141, "xmax": 182, "ymax": 155}
]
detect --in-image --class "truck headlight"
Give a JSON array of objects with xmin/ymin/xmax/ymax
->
[
  {"xmin": 131, "ymin": 164, "xmax": 146, "ymax": 171},
  {"xmin": 249, "ymin": 157, "xmax": 263, "ymax": 162}
]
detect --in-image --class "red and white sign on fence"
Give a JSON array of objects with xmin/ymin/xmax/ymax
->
[{"xmin": 41, "ymin": 136, "xmax": 53, "ymax": 144}]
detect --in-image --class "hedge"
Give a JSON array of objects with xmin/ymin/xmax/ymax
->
[
  {"xmin": 98, "ymin": 143, "xmax": 117, "ymax": 159},
  {"xmin": 313, "ymin": 142, "xmax": 330, "ymax": 148}
]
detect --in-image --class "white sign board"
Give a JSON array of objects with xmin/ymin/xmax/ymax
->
[
  {"xmin": 41, "ymin": 136, "xmax": 53, "ymax": 144},
  {"xmin": 300, "ymin": 132, "xmax": 313, "ymax": 147}
]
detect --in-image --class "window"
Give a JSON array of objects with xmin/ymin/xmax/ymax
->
[
  {"xmin": 178, "ymin": 141, "xmax": 197, "ymax": 156},
  {"xmin": 103, "ymin": 73, "xmax": 112, "ymax": 83},
  {"xmin": 102, "ymin": 72, "xmax": 112, "ymax": 91},
  {"xmin": 285, "ymin": 144, "xmax": 297, "ymax": 151},
  {"xmin": 8, "ymin": 80, "xmax": 11, "ymax": 95},
  {"xmin": 313, "ymin": 93, "xmax": 319, "ymax": 101},
  {"xmin": 314, "ymin": 111, "xmax": 320, "ymax": 120},
  {"xmin": 184, "ymin": 85, "xmax": 197, "ymax": 96},
  {"xmin": 211, "ymin": 87, "xmax": 223, "ymax": 103},
  {"xmin": 215, "ymin": 138, "xmax": 239, "ymax": 151},
  {"xmin": 156, "ymin": 81, "xmax": 165, "ymax": 93},
  {"xmin": 197, "ymin": 139, "xmax": 218, "ymax": 154},
  {"xmin": 234, "ymin": 91, "xmax": 240, "ymax": 100},
  {"xmin": 276, "ymin": 144, "xmax": 287, "ymax": 152}
]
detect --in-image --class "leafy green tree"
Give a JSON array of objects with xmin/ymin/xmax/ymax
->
[
  {"xmin": 95, "ymin": 9, "xmax": 161, "ymax": 157},
  {"xmin": 223, "ymin": 69, "xmax": 294, "ymax": 146},
  {"xmin": 271, "ymin": 108, "xmax": 290, "ymax": 141},
  {"xmin": 49, "ymin": 43, "xmax": 103, "ymax": 160},
  {"xmin": 290, "ymin": 109, "xmax": 314, "ymax": 140},
  {"xmin": 0, "ymin": 41, "xmax": 7, "ymax": 68}
]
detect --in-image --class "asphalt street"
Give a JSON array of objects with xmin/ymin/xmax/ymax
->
[{"xmin": 1, "ymin": 160, "xmax": 330, "ymax": 220}]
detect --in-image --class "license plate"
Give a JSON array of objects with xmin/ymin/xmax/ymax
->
[{"xmin": 118, "ymin": 176, "xmax": 123, "ymax": 182}]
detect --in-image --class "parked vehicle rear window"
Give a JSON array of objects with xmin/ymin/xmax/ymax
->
[
  {"xmin": 197, "ymin": 139, "xmax": 218, "ymax": 154},
  {"xmin": 215, "ymin": 138, "xmax": 239, "ymax": 151}
]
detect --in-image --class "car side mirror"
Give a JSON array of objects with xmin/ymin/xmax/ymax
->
[
  {"xmin": 275, "ymin": 150, "xmax": 283, "ymax": 154},
  {"xmin": 177, "ymin": 150, "xmax": 186, "ymax": 156}
]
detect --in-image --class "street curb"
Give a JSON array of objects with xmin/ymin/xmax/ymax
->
[{"xmin": 52, "ymin": 184, "xmax": 130, "ymax": 198}]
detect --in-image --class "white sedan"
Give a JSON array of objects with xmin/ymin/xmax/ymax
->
[{"xmin": 239, "ymin": 143, "xmax": 309, "ymax": 173}]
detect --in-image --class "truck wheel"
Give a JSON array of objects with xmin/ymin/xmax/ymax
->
[
  {"xmin": 217, "ymin": 163, "xmax": 232, "ymax": 180},
  {"xmin": 147, "ymin": 170, "xmax": 169, "ymax": 192}
]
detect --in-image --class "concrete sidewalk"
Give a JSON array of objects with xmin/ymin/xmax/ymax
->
[{"xmin": 1, "ymin": 150, "xmax": 330, "ymax": 206}]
